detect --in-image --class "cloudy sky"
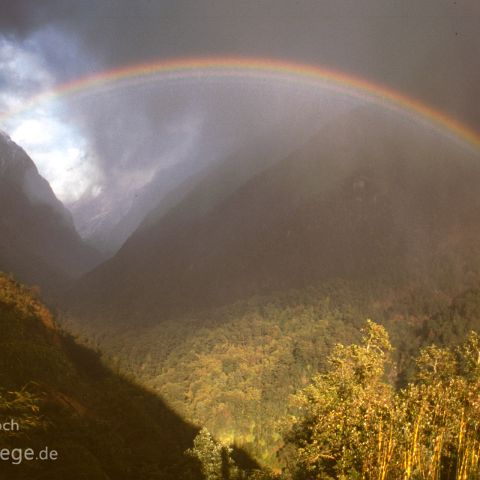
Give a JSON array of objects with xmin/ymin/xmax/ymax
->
[{"xmin": 0, "ymin": 0, "xmax": 479, "ymax": 231}]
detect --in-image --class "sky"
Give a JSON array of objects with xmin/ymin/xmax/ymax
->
[{"xmin": 0, "ymin": 0, "xmax": 479, "ymax": 238}]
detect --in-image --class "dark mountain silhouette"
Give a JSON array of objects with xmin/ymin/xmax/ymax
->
[
  {"xmin": 0, "ymin": 132, "xmax": 101, "ymax": 294},
  {"xmin": 69, "ymin": 106, "xmax": 480, "ymax": 325},
  {"xmin": 0, "ymin": 272, "xmax": 196, "ymax": 479}
]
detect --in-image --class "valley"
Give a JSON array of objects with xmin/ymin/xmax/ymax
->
[{"xmin": 2, "ymin": 103, "xmax": 480, "ymax": 478}]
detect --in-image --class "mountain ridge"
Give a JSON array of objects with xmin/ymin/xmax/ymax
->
[{"xmin": 0, "ymin": 131, "xmax": 101, "ymax": 295}]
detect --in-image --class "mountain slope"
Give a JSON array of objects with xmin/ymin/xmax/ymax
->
[
  {"xmin": 70, "ymin": 106, "xmax": 480, "ymax": 324},
  {"xmin": 0, "ymin": 132, "xmax": 101, "ymax": 293},
  {"xmin": 71, "ymin": 121, "xmax": 322, "ymax": 258},
  {"xmin": 0, "ymin": 272, "xmax": 209, "ymax": 479}
]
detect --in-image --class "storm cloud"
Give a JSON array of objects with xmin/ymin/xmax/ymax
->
[{"xmin": 2, "ymin": 0, "xmax": 479, "ymax": 117}]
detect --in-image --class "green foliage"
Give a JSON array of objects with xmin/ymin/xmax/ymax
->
[
  {"xmin": 283, "ymin": 321, "xmax": 395, "ymax": 479},
  {"xmin": 66, "ymin": 281, "xmax": 370, "ymax": 467},
  {"xmin": 186, "ymin": 427, "xmax": 242, "ymax": 480},
  {"xmin": 186, "ymin": 428, "xmax": 282, "ymax": 480},
  {"xmin": 64, "ymin": 277, "xmax": 480, "ymax": 471},
  {"xmin": 283, "ymin": 321, "xmax": 480, "ymax": 479}
]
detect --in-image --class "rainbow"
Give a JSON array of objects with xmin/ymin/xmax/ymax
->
[{"xmin": 1, "ymin": 56, "xmax": 480, "ymax": 151}]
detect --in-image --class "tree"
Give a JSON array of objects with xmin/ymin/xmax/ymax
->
[
  {"xmin": 186, "ymin": 427, "xmax": 241, "ymax": 480},
  {"xmin": 283, "ymin": 320, "xmax": 395, "ymax": 479},
  {"xmin": 282, "ymin": 321, "xmax": 480, "ymax": 479}
]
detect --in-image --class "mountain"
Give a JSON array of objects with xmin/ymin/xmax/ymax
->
[
  {"xmin": 68, "ymin": 158, "xmax": 206, "ymax": 258},
  {"xmin": 0, "ymin": 131, "xmax": 101, "ymax": 294},
  {"xmin": 69, "ymin": 106, "xmax": 480, "ymax": 324},
  {"xmin": 70, "ymin": 122, "xmax": 327, "ymax": 258}
]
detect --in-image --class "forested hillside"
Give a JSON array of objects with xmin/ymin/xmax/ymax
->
[
  {"xmin": 64, "ymin": 278, "xmax": 480, "ymax": 470},
  {"xmin": 0, "ymin": 273, "xmax": 207, "ymax": 479}
]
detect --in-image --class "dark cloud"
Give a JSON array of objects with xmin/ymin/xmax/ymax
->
[
  {"xmin": 2, "ymin": 0, "xmax": 479, "ymax": 127},
  {"xmin": 0, "ymin": 1, "xmax": 33, "ymax": 36}
]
